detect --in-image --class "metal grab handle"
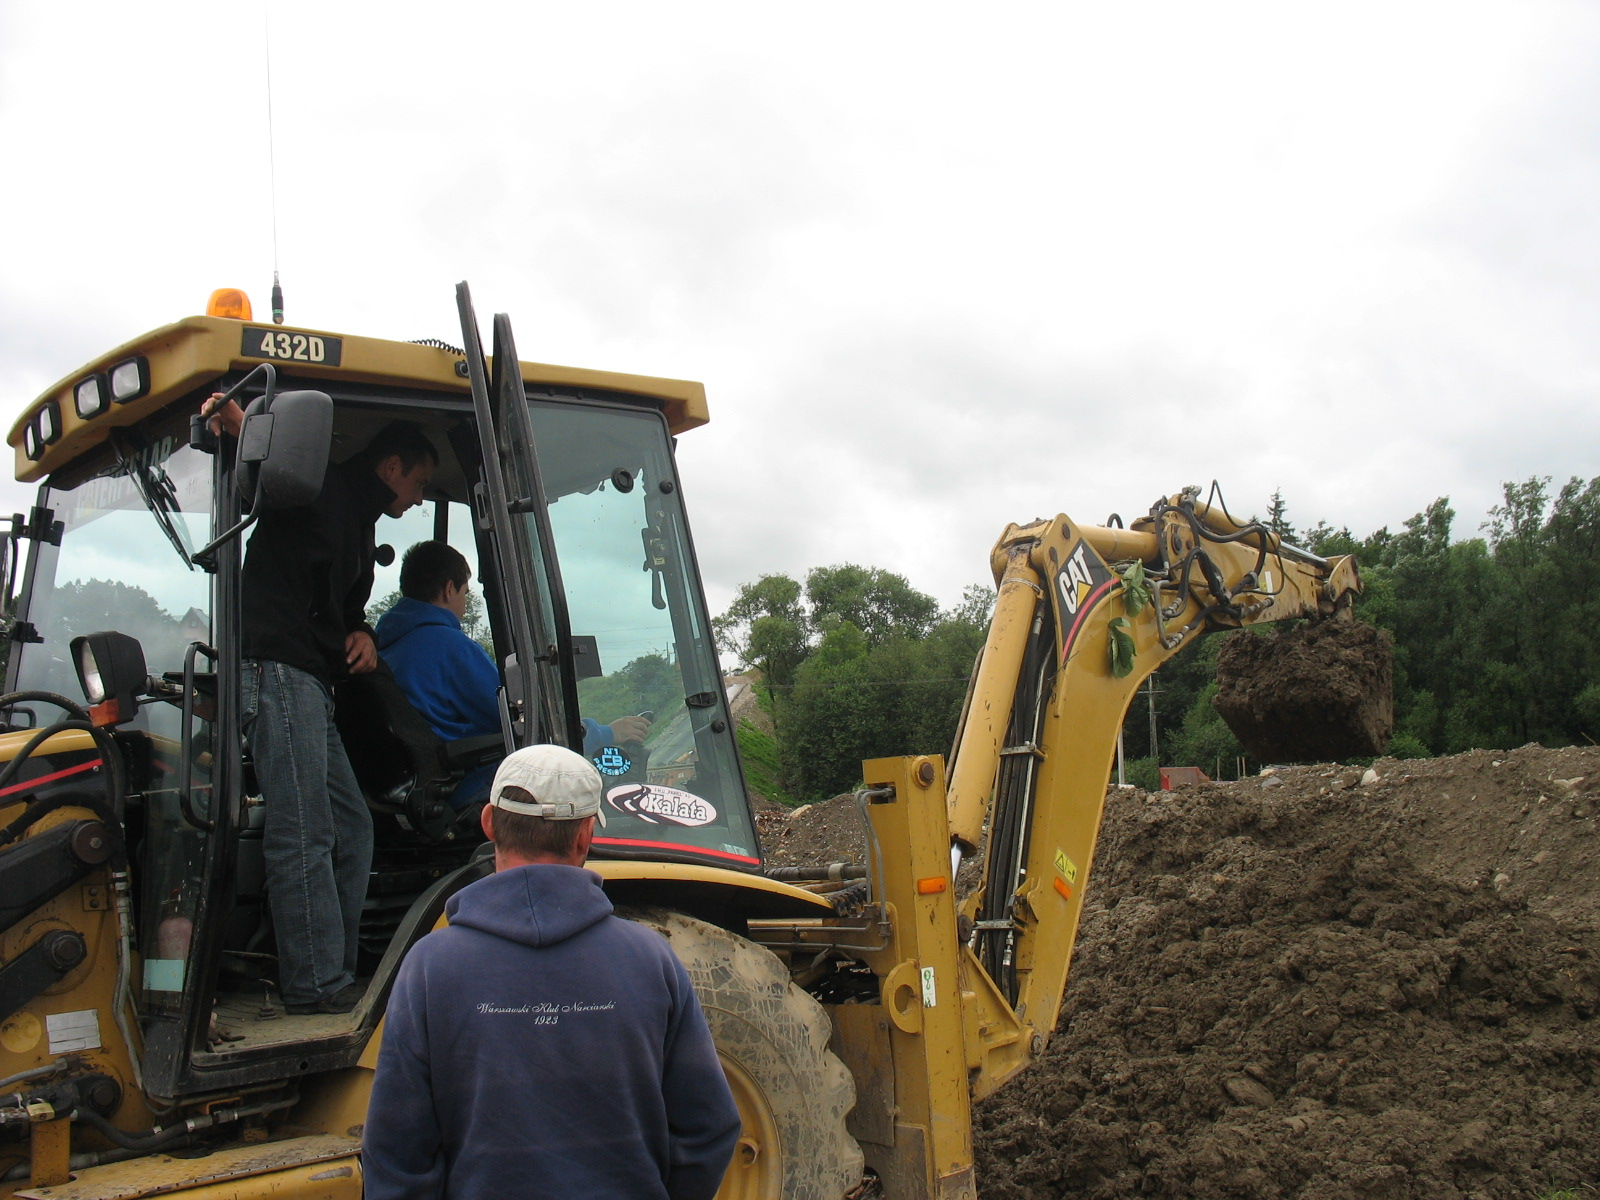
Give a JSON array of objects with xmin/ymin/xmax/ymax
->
[
  {"xmin": 177, "ymin": 641, "xmax": 218, "ymax": 832},
  {"xmin": 191, "ymin": 363, "xmax": 278, "ymax": 566}
]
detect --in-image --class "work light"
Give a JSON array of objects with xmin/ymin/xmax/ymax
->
[
  {"xmin": 74, "ymin": 375, "xmax": 109, "ymax": 418},
  {"xmin": 72, "ymin": 630, "xmax": 150, "ymax": 726},
  {"xmin": 109, "ymin": 357, "xmax": 149, "ymax": 403}
]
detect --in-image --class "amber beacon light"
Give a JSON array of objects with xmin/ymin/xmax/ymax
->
[{"xmin": 206, "ymin": 288, "xmax": 253, "ymax": 319}]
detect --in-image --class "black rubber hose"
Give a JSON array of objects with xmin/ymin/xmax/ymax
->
[
  {"xmin": 0, "ymin": 692, "xmax": 91, "ymax": 724},
  {"xmin": 0, "ymin": 718, "xmax": 126, "ymax": 829},
  {"xmin": 70, "ymin": 1107, "xmax": 192, "ymax": 1153}
]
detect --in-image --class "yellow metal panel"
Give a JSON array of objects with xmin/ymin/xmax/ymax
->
[
  {"xmin": 0, "ymin": 728, "xmax": 99, "ymax": 762},
  {"xmin": 589, "ymin": 860, "xmax": 835, "ymax": 918},
  {"xmin": 13, "ymin": 315, "xmax": 710, "ymax": 483},
  {"xmin": 827, "ymin": 1003, "xmax": 895, "ymax": 1147},
  {"xmin": 289, "ymin": 1062, "xmax": 376, "ymax": 1143},
  {"xmin": 0, "ymin": 819, "xmax": 154, "ymax": 1144},
  {"xmin": 854, "ymin": 756, "xmax": 975, "ymax": 1199},
  {"xmin": 27, "ymin": 1119, "xmax": 70, "ymax": 1188}
]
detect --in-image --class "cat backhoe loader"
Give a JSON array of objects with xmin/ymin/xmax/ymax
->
[{"xmin": 0, "ymin": 286, "xmax": 1381, "ymax": 1198}]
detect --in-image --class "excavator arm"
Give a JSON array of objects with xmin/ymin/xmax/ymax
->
[
  {"xmin": 825, "ymin": 488, "xmax": 1385, "ymax": 1198},
  {"xmin": 950, "ymin": 486, "xmax": 1364, "ymax": 860},
  {"xmin": 947, "ymin": 488, "xmax": 1373, "ymax": 1088}
]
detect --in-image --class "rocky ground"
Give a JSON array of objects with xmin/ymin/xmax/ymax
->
[{"xmin": 757, "ymin": 744, "xmax": 1600, "ymax": 1199}]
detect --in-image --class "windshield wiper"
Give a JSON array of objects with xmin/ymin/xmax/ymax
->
[{"xmin": 110, "ymin": 431, "xmax": 196, "ymax": 570}]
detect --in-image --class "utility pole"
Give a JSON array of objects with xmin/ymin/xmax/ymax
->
[{"xmin": 1146, "ymin": 675, "xmax": 1160, "ymax": 763}]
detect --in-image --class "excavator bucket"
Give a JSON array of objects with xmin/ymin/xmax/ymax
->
[{"xmin": 1212, "ymin": 618, "xmax": 1394, "ymax": 763}]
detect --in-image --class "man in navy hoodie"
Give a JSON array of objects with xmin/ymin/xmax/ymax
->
[{"xmin": 362, "ymin": 744, "xmax": 740, "ymax": 1200}]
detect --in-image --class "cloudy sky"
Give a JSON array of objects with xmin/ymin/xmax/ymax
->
[{"xmin": 2, "ymin": 1, "xmax": 1596, "ymax": 615}]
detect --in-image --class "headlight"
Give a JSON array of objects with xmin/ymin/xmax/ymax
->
[
  {"xmin": 23, "ymin": 402, "xmax": 61, "ymax": 461},
  {"xmin": 75, "ymin": 375, "xmax": 110, "ymax": 418},
  {"xmin": 109, "ymin": 358, "xmax": 149, "ymax": 403}
]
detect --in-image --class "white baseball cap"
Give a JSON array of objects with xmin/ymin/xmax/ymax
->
[{"xmin": 488, "ymin": 744, "xmax": 607, "ymax": 827}]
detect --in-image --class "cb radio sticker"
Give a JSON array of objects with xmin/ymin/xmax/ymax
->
[{"xmin": 592, "ymin": 746, "xmax": 632, "ymax": 776}]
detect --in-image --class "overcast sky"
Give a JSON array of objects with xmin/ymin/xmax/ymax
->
[{"xmin": 2, "ymin": 1, "xmax": 1596, "ymax": 615}]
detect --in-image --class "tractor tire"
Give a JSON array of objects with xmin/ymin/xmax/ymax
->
[{"xmin": 621, "ymin": 907, "xmax": 864, "ymax": 1200}]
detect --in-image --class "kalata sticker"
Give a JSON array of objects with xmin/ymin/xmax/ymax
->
[{"xmin": 606, "ymin": 784, "xmax": 718, "ymax": 827}]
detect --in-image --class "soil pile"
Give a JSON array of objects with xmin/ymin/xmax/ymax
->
[
  {"xmin": 973, "ymin": 745, "xmax": 1600, "ymax": 1199},
  {"xmin": 763, "ymin": 745, "xmax": 1600, "ymax": 1198},
  {"xmin": 1214, "ymin": 621, "xmax": 1394, "ymax": 763},
  {"xmin": 755, "ymin": 793, "xmax": 868, "ymax": 869}
]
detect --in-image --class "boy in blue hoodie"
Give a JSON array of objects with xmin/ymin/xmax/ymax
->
[
  {"xmin": 374, "ymin": 542, "xmax": 649, "ymax": 807},
  {"xmin": 362, "ymin": 744, "xmax": 740, "ymax": 1199}
]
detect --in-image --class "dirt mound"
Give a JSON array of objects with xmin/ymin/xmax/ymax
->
[
  {"xmin": 1213, "ymin": 620, "xmax": 1394, "ymax": 762},
  {"xmin": 973, "ymin": 747, "xmax": 1600, "ymax": 1199},
  {"xmin": 764, "ymin": 745, "xmax": 1600, "ymax": 1198},
  {"xmin": 755, "ymin": 793, "xmax": 868, "ymax": 869}
]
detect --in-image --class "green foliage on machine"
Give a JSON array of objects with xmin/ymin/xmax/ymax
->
[{"xmin": 1108, "ymin": 617, "xmax": 1135, "ymax": 678}]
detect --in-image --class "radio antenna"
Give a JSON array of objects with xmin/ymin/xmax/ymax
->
[{"xmin": 264, "ymin": 9, "xmax": 285, "ymax": 324}]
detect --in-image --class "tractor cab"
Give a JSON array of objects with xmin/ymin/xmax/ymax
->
[{"xmin": 0, "ymin": 286, "xmax": 760, "ymax": 1103}]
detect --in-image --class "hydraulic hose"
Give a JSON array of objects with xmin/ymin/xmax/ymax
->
[
  {"xmin": 0, "ymin": 1061, "xmax": 67, "ymax": 1094},
  {"xmin": 68, "ymin": 1094, "xmax": 296, "ymax": 1154},
  {"xmin": 764, "ymin": 864, "xmax": 867, "ymax": 882},
  {"xmin": 0, "ymin": 718, "xmax": 127, "ymax": 835},
  {"xmin": 0, "ymin": 700, "xmax": 136, "ymax": 1089},
  {"xmin": 0, "ymin": 691, "xmax": 91, "ymax": 723},
  {"xmin": 69, "ymin": 1107, "xmax": 195, "ymax": 1154},
  {"xmin": 1, "ymin": 1144, "xmax": 143, "ymax": 1183}
]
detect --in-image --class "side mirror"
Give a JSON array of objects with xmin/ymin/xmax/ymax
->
[{"xmin": 236, "ymin": 389, "xmax": 333, "ymax": 511}]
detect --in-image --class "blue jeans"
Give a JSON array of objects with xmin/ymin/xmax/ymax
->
[{"xmin": 241, "ymin": 660, "xmax": 373, "ymax": 1005}]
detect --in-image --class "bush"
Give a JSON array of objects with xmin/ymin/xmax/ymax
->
[
  {"xmin": 1118, "ymin": 756, "xmax": 1161, "ymax": 792},
  {"xmin": 1385, "ymin": 731, "xmax": 1432, "ymax": 760}
]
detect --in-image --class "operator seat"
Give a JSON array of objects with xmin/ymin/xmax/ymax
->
[{"xmin": 334, "ymin": 661, "xmax": 503, "ymax": 842}]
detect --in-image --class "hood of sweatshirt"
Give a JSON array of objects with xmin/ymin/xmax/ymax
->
[
  {"xmin": 374, "ymin": 595, "xmax": 460, "ymax": 651},
  {"xmin": 444, "ymin": 863, "xmax": 614, "ymax": 949}
]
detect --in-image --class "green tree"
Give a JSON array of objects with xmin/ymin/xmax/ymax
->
[
  {"xmin": 1341, "ymin": 475, "xmax": 1600, "ymax": 755},
  {"xmin": 803, "ymin": 565, "xmax": 939, "ymax": 646},
  {"xmin": 1264, "ymin": 489, "xmax": 1297, "ymax": 545},
  {"xmin": 778, "ymin": 622, "xmax": 880, "ymax": 799},
  {"xmin": 1165, "ymin": 681, "xmax": 1246, "ymax": 777},
  {"xmin": 50, "ymin": 579, "xmax": 184, "ymax": 670},
  {"xmin": 1301, "ymin": 520, "xmax": 1359, "ymax": 559},
  {"xmin": 713, "ymin": 574, "xmax": 809, "ymax": 689},
  {"xmin": 1118, "ymin": 631, "xmax": 1225, "ymax": 763},
  {"xmin": 716, "ymin": 568, "xmax": 989, "ymax": 803},
  {"xmin": 577, "ymin": 652, "xmax": 682, "ymax": 733},
  {"xmin": 714, "ymin": 565, "xmax": 942, "ymax": 697},
  {"xmin": 776, "ymin": 601, "xmax": 990, "ymax": 802}
]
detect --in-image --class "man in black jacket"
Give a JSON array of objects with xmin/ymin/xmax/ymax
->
[{"xmin": 204, "ymin": 397, "xmax": 436, "ymax": 1013}]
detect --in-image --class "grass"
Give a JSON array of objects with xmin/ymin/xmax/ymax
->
[{"xmin": 735, "ymin": 718, "xmax": 798, "ymax": 808}]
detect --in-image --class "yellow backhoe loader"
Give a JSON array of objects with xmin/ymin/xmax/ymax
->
[{"xmin": 0, "ymin": 287, "xmax": 1385, "ymax": 1198}]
